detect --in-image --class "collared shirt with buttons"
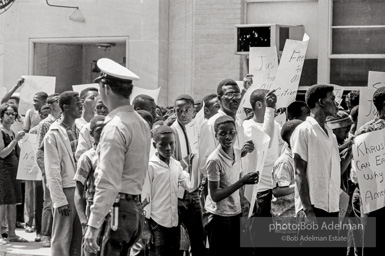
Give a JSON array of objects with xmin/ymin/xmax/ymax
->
[
  {"xmin": 142, "ymin": 154, "xmax": 191, "ymax": 228},
  {"xmin": 88, "ymin": 105, "xmax": 151, "ymax": 229}
]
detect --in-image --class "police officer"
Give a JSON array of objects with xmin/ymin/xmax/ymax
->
[{"xmin": 84, "ymin": 58, "xmax": 151, "ymax": 255}]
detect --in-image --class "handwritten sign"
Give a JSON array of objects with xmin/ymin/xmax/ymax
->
[
  {"xmin": 357, "ymin": 71, "xmax": 385, "ymax": 129},
  {"xmin": 242, "ymin": 128, "xmax": 270, "ymax": 217},
  {"xmin": 17, "ymin": 134, "xmax": 42, "ymax": 181},
  {"xmin": 249, "ymin": 46, "xmax": 279, "ymax": 92},
  {"xmin": 130, "ymin": 86, "xmax": 161, "ymax": 104},
  {"xmin": 271, "ymin": 34, "xmax": 309, "ymax": 108},
  {"xmin": 72, "ymin": 83, "xmax": 99, "ymax": 93},
  {"xmin": 352, "ymin": 129, "xmax": 385, "ymax": 214},
  {"xmin": 19, "ymin": 76, "xmax": 56, "ymax": 115}
]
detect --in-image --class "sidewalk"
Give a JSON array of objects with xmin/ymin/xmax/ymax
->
[{"xmin": 0, "ymin": 229, "xmax": 50, "ymax": 256}]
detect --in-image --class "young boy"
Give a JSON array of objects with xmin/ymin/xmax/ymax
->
[
  {"xmin": 141, "ymin": 126, "xmax": 192, "ymax": 256},
  {"xmin": 205, "ymin": 115, "xmax": 258, "ymax": 256},
  {"xmin": 74, "ymin": 115, "xmax": 105, "ymax": 256},
  {"xmin": 271, "ymin": 120, "xmax": 303, "ymax": 231}
]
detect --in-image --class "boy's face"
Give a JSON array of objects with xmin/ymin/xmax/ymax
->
[
  {"xmin": 333, "ymin": 126, "xmax": 351, "ymax": 144},
  {"xmin": 91, "ymin": 124, "xmax": 104, "ymax": 144},
  {"xmin": 322, "ymin": 91, "xmax": 338, "ymax": 117},
  {"xmin": 215, "ymin": 122, "xmax": 237, "ymax": 150},
  {"xmin": 39, "ymin": 108, "xmax": 50, "ymax": 120},
  {"xmin": 33, "ymin": 95, "xmax": 45, "ymax": 111},
  {"xmin": 175, "ymin": 100, "xmax": 194, "ymax": 126},
  {"xmin": 82, "ymin": 91, "xmax": 99, "ymax": 112},
  {"xmin": 154, "ymin": 133, "xmax": 176, "ymax": 160},
  {"xmin": 204, "ymin": 97, "xmax": 220, "ymax": 119},
  {"xmin": 94, "ymin": 99, "xmax": 109, "ymax": 116}
]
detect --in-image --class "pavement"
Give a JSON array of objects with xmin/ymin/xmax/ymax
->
[{"xmin": 0, "ymin": 229, "xmax": 50, "ymax": 256}]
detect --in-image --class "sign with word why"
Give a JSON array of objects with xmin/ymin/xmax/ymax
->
[
  {"xmin": 72, "ymin": 83, "xmax": 99, "ymax": 93},
  {"xmin": 271, "ymin": 34, "xmax": 309, "ymax": 108},
  {"xmin": 19, "ymin": 76, "xmax": 56, "ymax": 115},
  {"xmin": 357, "ymin": 71, "xmax": 385, "ymax": 129},
  {"xmin": 131, "ymin": 86, "xmax": 161, "ymax": 104},
  {"xmin": 352, "ymin": 129, "xmax": 385, "ymax": 214},
  {"xmin": 17, "ymin": 134, "xmax": 42, "ymax": 181},
  {"xmin": 249, "ymin": 46, "xmax": 279, "ymax": 92}
]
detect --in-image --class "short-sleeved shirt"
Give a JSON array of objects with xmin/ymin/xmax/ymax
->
[
  {"xmin": 271, "ymin": 147, "xmax": 295, "ymax": 218},
  {"xmin": 291, "ymin": 116, "xmax": 341, "ymax": 214},
  {"xmin": 23, "ymin": 109, "xmax": 41, "ymax": 131},
  {"xmin": 74, "ymin": 147, "xmax": 98, "ymax": 202},
  {"xmin": 205, "ymin": 146, "xmax": 242, "ymax": 217}
]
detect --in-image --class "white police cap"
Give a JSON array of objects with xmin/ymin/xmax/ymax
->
[{"xmin": 94, "ymin": 58, "xmax": 139, "ymax": 83}]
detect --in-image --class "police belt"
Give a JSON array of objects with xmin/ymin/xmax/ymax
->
[{"xmin": 119, "ymin": 193, "xmax": 141, "ymax": 203}]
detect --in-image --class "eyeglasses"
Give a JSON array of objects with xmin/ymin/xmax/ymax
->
[
  {"xmin": 95, "ymin": 105, "xmax": 108, "ymax": 110},
  {"xmin": 48, "ymin": 100, "xmax": 58, "ymax": 105},
  {"xmin": 222, "ymin": 92, "xmax": 242, "ymax": 100},
  {"xmin": 4, "ymin": 112, "xmax": 17, "ymax": 117}
]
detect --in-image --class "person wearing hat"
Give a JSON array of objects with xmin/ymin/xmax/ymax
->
[{"xmin": 84, "ymin": 58, "xmax": 151, "ymax": 255}]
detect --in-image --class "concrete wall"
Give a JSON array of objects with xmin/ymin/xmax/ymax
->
[{"xmin": 0, "ymin": 0, "xmax": 168, "ymax": 105}]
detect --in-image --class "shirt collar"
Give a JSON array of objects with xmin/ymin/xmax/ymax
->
[
  {"xmin": 217, "ymin": 146, "xmax": 238, "ymax": 167},
  {"xmin": 306, "ymin": 116, "xmax": 332, "ymax": 136},
  {"xmin": 104, "ymin": 105, "xmax": 134, "ymax": 123},
  {"xmin": 150, "ymin": 153, "xmax": 173, "ymax": 168}
]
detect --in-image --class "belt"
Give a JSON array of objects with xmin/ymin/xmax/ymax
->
[{"xmin": 119, "ymin": 193, "xmax": 141, "ymax": 203}]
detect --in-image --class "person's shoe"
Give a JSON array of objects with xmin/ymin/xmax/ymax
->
[
  {"xmin": 35, "ymin": 234, "xmax": 41, "ymax": 242},
  {"xmin": 24, "ymin": 226, "xmax": 34, "ymax": 233},
  {"xmin": 1, "ymin": 232, "xmax": 7, "ymax": 239},
  {"xmin": 41, "ymin": 236, "xmax": 51, "ymax": 247}
]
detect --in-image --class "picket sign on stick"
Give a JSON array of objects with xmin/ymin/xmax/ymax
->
[
  {"xmin": 357, "ymin": 71, "xmax": 385, "ymax": 129},
  {"xmin": 130, "ymin": 86, "xmax": 161, "ymax": 104},
  {"xmin": 72, "ymin": 83, "xmax": 99, "ymax": 93},
  {"xmin": 352, "ymin": 129, "xmax": 385, "ymax": 214},
  {"xmin": 242, "ymin": 129, "xmax": 270, "ymax": 217},
  {"xmin": 333, "ymin": 84, "xmax": 344, "ymax": 105},
  {"xmin": 270, "ymin": 34, "xmax": 309, "ymax": 108},
  {"xmin": 19, "ymin": 76, "xmax": 56, "ymax": 115},
  {"xmin": 17, "ymin": 134, "xmax": 42, "ymax": 181}
]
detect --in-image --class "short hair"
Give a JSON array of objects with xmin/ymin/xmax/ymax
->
[
  {"xmin": 80, "ymin": 87, "xmax": 98, "ymax": 100},
  {"xmin": 9, "ymin": 95, "xmax": 20, "ymax": 104},
  {"xmin": 152, "ymin": 120, "xmax": 164, "ymax": 129},
  {"xmin": 203, "ymin": 94, "xmax": 217, "ymax": 107},
  {"xmin": 39, "ymin": 104, "xmax": 51, "ymax": 113},
  {"xmin": 347, "ymin": 90, "xmax": 360, "ymax": 107},
  {"xmin": 0, "ymin": 103, "xmax": 18, "ymax": 119},
  {"xmin": 214, "ymin": 115, "xmax": 236, "ymax": 133},
  {"xmin": 373, "ymin": 87, "xmax": 385, "ymax": 112},
  {"xmin": 305, "ymin": 84, "xmax": 334, "ymax": 109},
  {"xmin": 100, "ymin": 78, "xmax": 133, "ymax": 99},
  {"xmin": 35, "ymin": 92, "xmax": 48, "ymax": 102},
  {"xmin": 90, "ymin": 115, "xmax": 105, "ymax": 133},
  {"xmin": 153, "ymin": 125, "xmax": 175, "ymax": 142},
  {"xmin": 281, "ymin": 120, "xmax": 303, "ymax": 146},
  {"xmin": 59, "ymin": 91, "xmax": 79, "ymax": 112},
  {"xmin": 350, "ymin": 105, "xmax": 359, "ymax": 123},
  {"xmin": 250, "ymin": 89, "xmax": 268, "ymax": 110},
  {"xmin": 287, "ymin": 101, "xmax": 309, "ymax": 120},
  {"xmin": 217, "ymin": 79, "xmax": 238, "ymax": 96},
  {"xmin": 136, "ymin": 110, "xmax": 154, "ymax": 128},
  {"xmin": 133, "ymin": 94, "xmax": 155, "ymax": 110},
  {"xmin": 47, "ymin": 93, "xmax": 60, "ymax": 104},
  {"xmin": 174, "ymin": 94, "xmax": 194, "ymax": 106}
]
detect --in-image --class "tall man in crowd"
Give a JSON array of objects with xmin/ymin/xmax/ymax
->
[
  {"xmin": 36, "ymin": 93, "xmax": 62, "ymax": 247},
  {"xmin": 44, "ymin": 91, "xmax": 83, "ymax": 256},
  {"xmin": 84, "ymin": 58, "xmax": 151, "ymax": 255},
  {"xmin": 75, "ymin": 87, "xmax": 99, "ymax": 131}
]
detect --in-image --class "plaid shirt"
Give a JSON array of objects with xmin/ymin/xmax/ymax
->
[
  {"xmin": 356, "ymin": 118, "xmax": 385, "ymax": 136},
  {"xmin": 60, "ymin": 123, "xmax": 79, "ymax": 163}
]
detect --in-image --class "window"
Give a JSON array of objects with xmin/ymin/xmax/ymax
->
[{"xmin": 329, "ymin": 0, "xmax": 385, "ymax": 87}]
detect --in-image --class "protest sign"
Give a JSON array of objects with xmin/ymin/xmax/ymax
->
[
  {"xmin": 130, "ymin": 86, "xmax": 161, "ymax": 104},
  {"xmin": 248, "ymin": 46, "xmax": 279, "ymax": 92},
  {"xmin": 242, "ymin": 129, "xmax": 270, "ymax": 217},
  {"xmin": 19, "ymin": 76, "xmax": 56, "ymax": 115},
  {"xmin": 72, "ymin": 83, "xmax": 99, "ymax": 93},
  {"xmin": 352, "ymin": 129, "xmax": 385, "ymax": 214},
  {"xmin": 357, "ymin": 71, "xmax": 385, "ymax": 129},
  {"xmin": 275, "ymin": 112, "xmax": 287, "ymax": 127},
  {"xmin": 17, "ymin": 134, "xmax": 42, "ymax": 181},
  {"xmin": 270, "ymin": 34, "xmax": 309, "ymax": 108}
]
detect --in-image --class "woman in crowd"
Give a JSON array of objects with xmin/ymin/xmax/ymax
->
[{"xmin": 0, "ymin": 103, "xmax": 27, "ymax": 244}]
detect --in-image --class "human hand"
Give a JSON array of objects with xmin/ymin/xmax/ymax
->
[
  {"xmin": 241, "ymin": 172, "xmax": 259, "ymax": 185},
  {"xmin": 84, "ymin": 226, "xmax": 100, "ymax": 254},
  {"xmin": 242, "ymin": 140, "xmax": 255, "ymax": 154},
  {"xmin": 265, "ymin": 90, "xmax": 277, "ymax": 108},
  {"xmin": 16, "ymin": 78, "xmax": 25, "ymax": 88},
  {"xmin": 58, "ymin": 204, "xmax": 70, "ymax": 216},
  {"xmin": 15, "ymin": 131, "xmax": 26, "ymax": 141}
]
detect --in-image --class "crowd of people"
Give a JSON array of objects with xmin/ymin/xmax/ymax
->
[{"xmin": 0, "ymin": 57, "xmax": 383, "ymax": 256}]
